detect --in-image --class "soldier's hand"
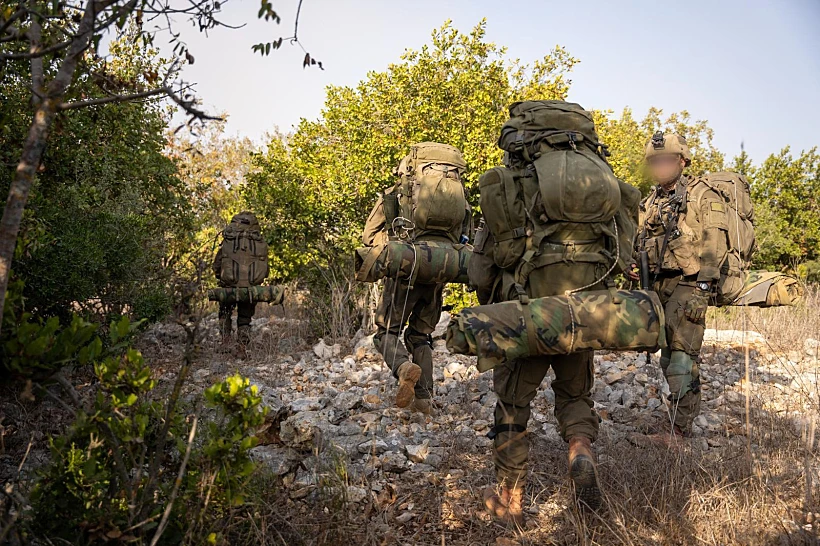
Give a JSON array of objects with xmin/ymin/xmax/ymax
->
[
  {"xmin": 684, "ymin": 290, "xmax": 709, "ymax": 322},
  {"xmin": 626, "ymin": 263, "xmax": 640, "ymax": 282}
]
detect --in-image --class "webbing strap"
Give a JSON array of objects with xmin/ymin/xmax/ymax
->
[
  {"xmin": 514, "ymin": 284, "xmax": 539, "ymax": 357},
  {"xmin": 356, "ymin": 245, "xmax": 383, "ymax": 282},
  {"xmin": 486, "ymin": 423, "xmax": 527, "ymax": 440}
]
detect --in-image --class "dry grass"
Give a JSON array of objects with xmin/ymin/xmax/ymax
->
[{"xmin": 224, "ymin": 288, "xmax": 820, "ymax": 546}]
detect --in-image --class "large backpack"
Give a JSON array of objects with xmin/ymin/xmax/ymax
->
[
  {"xmin": 218, "ymin": 212, "xmax": 269, "ymax": 288},
  {"xmin": 481, "ymin": 101, "xmax": 637, "ymax": 283},
  {"xmin": 699, "ymin": 171, "xmax": 756, "ymax": 305},
  {"xmin": 386, "ymin": 142, "xmax": 469, "ymax": 243}
]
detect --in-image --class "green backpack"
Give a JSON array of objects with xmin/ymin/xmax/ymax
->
[
  {"xmin": 480, "ymin": 101, "xmax": 638, "ymax": 282},
  {"xmin": 218, "ymin": 212, "xmax": 269, "ymax": 288},
  {"xmin": 385, "ymin": 142, "xmax": 469, "ymax": 244},
  {"xmin": 699, "ymin": 171, "xmax": 756, "ymax": 305}
]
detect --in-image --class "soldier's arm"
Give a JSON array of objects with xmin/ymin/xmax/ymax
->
[
  {"xmin": 362, "ymin": 194, "xmax": 388, "ymax": 246},
  {"xmin": 697, "ymin": 189, "xmax": 729, "ymax": 282}
]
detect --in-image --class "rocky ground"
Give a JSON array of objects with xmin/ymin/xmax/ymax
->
[
  {"xmin": 139, "ymin": 311, "xmax": 820, "ymax": 545},
  {"xmin": 2, "ymin": 307, "xmax": 818, "ymax": 545}
]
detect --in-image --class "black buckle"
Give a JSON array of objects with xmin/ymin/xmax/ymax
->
[{"xmin": 486, "ymin": 423, "xmax": 527, "ymax": 440}]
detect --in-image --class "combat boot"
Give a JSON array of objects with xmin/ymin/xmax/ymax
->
[
  {"xmin": 410, "ymin": 398, "xmax": 434, "ymax": 415},
  {"xmin": 568, "ymin": 436, "xmax": 601, "ymax": 510},
  {"xmin": 483, "ymin": 485, "xmax": 524, "ymax": 526},
  {"xmin": 395, "ymin": 361, "xmax": 421, "ymax": 408}
]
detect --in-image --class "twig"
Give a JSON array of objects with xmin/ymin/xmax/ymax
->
[
  {"xmin": 149, "ymin": 416, "xmax": 197, "ymax": 546},
  {"xmin": 59, "ymin": 86, "xmax": 167, "ymax": 110}
]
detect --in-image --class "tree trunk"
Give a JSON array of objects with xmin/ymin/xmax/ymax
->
[{"xmin": 0, "ymin": 0, "xmax": 107, "ymax": 326}]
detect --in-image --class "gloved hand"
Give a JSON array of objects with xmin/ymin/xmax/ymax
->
[{"xmin": 684, "ymin": 290, "xmax": 710, "ymax": 322}]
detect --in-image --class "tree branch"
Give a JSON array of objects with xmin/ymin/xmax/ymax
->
[
  {"xmin": 0, "ymin": 37, "xmax": 72, "ymax": 61},
  {"xmin": 0, "ymin": 6, "xmax": 26, "ymax": 37},
  {"xmin": 59, "ymin": 86, "xmax": 167, "ymax": 110},
  {"xmin": 28, "ymin": 0, "xmax": 44, "ymax": 107}
]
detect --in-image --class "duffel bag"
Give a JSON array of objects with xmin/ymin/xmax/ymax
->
[{"xmin": 446, "ymin": 289, "xmax": 666, "ymax": 372}]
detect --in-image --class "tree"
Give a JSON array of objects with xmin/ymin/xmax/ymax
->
[
  {"xmin": 2, "ymin": 29, "xmax": 193, "ymax": 321},
  {"xmin": 748, "ymin": 147, "xmax": 820, "ymax": 268},
  {"xmin": 595, "ymin": 107, "xmax": 725, "ymax": 194},
  {"xmin": 245, "ymin": 20, "xmax": 578, "ymax": 279},
  {"xmin": 0, "ymin": 0, "xmax": 308, "ymax": 325}
]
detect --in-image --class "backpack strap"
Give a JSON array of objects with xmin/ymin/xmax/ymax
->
[{"xmin": 513, "ymin": 284, "xmax": 539, "ymax": 357}]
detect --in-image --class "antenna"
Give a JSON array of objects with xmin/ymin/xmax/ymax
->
[{"xmin": 740, "ymin": 140, "xmax": 746, "ymax": 176}]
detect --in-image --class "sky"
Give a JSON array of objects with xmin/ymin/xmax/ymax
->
[{"xmin": 165, "ymin": 0, "xmax": 820, "ymax": 163}]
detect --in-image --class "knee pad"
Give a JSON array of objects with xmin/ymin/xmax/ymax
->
[
  {"xmin": 666, "ymin": 351, "xmax": 695, "ymax": 401},
  {"xmin": 404, "ymin": 327, "xmax": 432, "ymax": 350}
]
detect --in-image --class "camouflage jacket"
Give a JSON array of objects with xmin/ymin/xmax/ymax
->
[
  {"xmin": 363, "ymin": 188, "xmax": 472, "ymax": 247},
  {"xmin": 638, "ymin": 174, "xmax": 729, "ymax": 282}
]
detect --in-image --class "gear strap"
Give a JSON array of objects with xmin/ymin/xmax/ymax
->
[
  {"xmin": 487, "ymin": 423, "xmax": 527, "ymax": 440},
  {"xmin": 513, "ymin": 284, "xmax": 539, "ymax": 357}
]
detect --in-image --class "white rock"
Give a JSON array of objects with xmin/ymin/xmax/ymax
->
[
  {"xmin": 405, "ymin": 441, "xmax": 430, "ymax": 463},
  {"xmin": 289, "ymin": 396, "xmax": 325, "ymax": 413},
  {"xmin": 432, "ymin": 312, "xmax": 451, "ymax": 338},
  {"xmin": 358, "ymin": 438, "xmax": 389, "ymax": 455},
  {"xmin": 313, "ymin": 339, "xmax": 342, "ymax": 360},
  {"xmin": 346, "ymin": 486, "xmax": 368, "ymax": 503},
  {"xmin": 381, "ymin": 451, "xmax": 408, "ymax": 473},
  {"xmin": 804, "ymin": 338, "xmax": 820, "ymax": 357}
]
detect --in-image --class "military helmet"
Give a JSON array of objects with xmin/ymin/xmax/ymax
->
[{"xmin": 644, "ymin": 132, "xmax": 691, "ymax": 166}]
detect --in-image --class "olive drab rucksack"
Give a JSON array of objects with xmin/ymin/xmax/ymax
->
[
  {"xmin": 481, "ymin": 100, "xmax": 638, "ymax": 285},
  {"xmin": 383, "ymin": 142, "xmax": 469, "ymax": 244},
  {"xmin": 218, "ymin": 212, "xmax": 269, "ymax": 288},
  {"xmin": 699, "ymin": 171, "xmax": 756, "ymax": 305}
]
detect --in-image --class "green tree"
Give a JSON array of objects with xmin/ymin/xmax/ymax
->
[
  {"xmin": 244, "ymin": 20, "xmax": 578, "ymax": 280},
  {"xmin": 595, "ymin": 107, "xmax": 725, "ymax": 194},
  {"xmin": 748, "ymin": 147, "xmax": 820, "ymax": 268}
]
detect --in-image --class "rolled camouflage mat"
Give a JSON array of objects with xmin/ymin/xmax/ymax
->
[
  {"xmin": 207, "ymin": 285, "xmax": 285, "ymax": 304},
  {"xmin": 446, "ymin": 289, "xmax": 666, "ymax": 372},
  {"xmin": 354, "ymin": 241, "xmax": 471, "ymax": 285},
  {"xmin": 732, "ymin": 270, "xmax": 803, "ymax": 307}
]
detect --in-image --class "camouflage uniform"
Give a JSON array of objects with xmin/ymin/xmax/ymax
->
[
  {"xmin": 471, "ymin": 227, "xmax": 605, "ymax": 488},
  {"xmin": 639, "ymin": 173, "xmax": 729, "ymax": 432},
  {"xmin": 212, "ymin": 246, "xmax": 257, "ymax": 345},
  {"xmin": 364, "ymin": 193, "xmax": 469, "ymax": 402}
]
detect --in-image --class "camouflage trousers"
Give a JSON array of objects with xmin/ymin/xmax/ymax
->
[
  {"xmin": 219, "ymin": 301, "xmax": 256, "ymax": 345},
  {"xmin": 374, "ymin": 278, "xmax": 443, "ymax": 401},
  {"xmin": 653, "ymin": 274, "xmax": 703, "ymax": 432},
  {"xmin": 492, "ymin": 262, "xmax": 603, "ymax": 488}
]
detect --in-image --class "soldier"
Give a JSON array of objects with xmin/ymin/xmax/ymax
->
[
  {"xmin": 363, "ymin": 143, "xmax": 471, "ymax": 415},
  {"xmin": 212, "ymin": 211, "xmax": 270, "ymax": 351},
  {"xmin": 635, "ymin": 132, "xmax": 729, "ymax": 438},
  {"xmin": 471, "ymin": 100, "xmax": 641, "ymax": 521}
]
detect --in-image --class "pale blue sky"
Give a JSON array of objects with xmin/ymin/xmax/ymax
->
[{"xmin": 171, "ymin": 0, "xmax": 820, "ymax": 162}]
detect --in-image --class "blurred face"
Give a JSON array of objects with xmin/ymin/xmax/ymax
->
[{"xmin": 647, "ymin": 154, "xmax": 685, "ymax": 186}]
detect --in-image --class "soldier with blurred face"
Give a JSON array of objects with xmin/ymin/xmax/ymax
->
[{"xmin": 635, "ymin": 132, "xmax": 729, "ymax": 438}]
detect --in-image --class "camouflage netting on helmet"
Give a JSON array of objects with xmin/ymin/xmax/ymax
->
[
  {"xmin": 355, "ymin": 241, "xmax": 471, "ymax": 285},
  {"xmin": 732, "ymin": 271, "xmax": 803, "ymax": 307},
  {"xmin": 208, "ymin": 285, "xmax": 285, "ymax": 304},
  {"xmin": 446, "ymin": 289, "xmax": 666, "ymax": 372}
]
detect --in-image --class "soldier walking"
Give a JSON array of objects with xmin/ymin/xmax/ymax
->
[
  {"xmin": 470, "ymin": 101, "xmax": 641, "ymax": 521},
  {"xmin": 212, "ymin": 211, "xmax": 270, "ymax": 351},
  {"xmin": 363, "ymin": 143, "xmax": 471, "ymax": 415}
]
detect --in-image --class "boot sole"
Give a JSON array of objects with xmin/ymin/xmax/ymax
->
[
  {"xmin": 570, "ymin": 456, "xmax": 601, "ymax": 510},
  {"xmin": 395, "ymin": 363, "xmax": 421, "ymax": 408}
]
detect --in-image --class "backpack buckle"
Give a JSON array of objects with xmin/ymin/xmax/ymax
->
[{"xmin": 562, "ymin": 242, "xmax": 577, "ymax": 263}]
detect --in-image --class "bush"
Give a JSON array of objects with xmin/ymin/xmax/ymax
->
[{"xmin": 26, "ymin": 331, "xmax": 267, "ymax": 545}]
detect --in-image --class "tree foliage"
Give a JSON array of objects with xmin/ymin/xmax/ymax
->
[{"xmin": 1, "ymin": 33, "xmax": 192, "ymax": 321}]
